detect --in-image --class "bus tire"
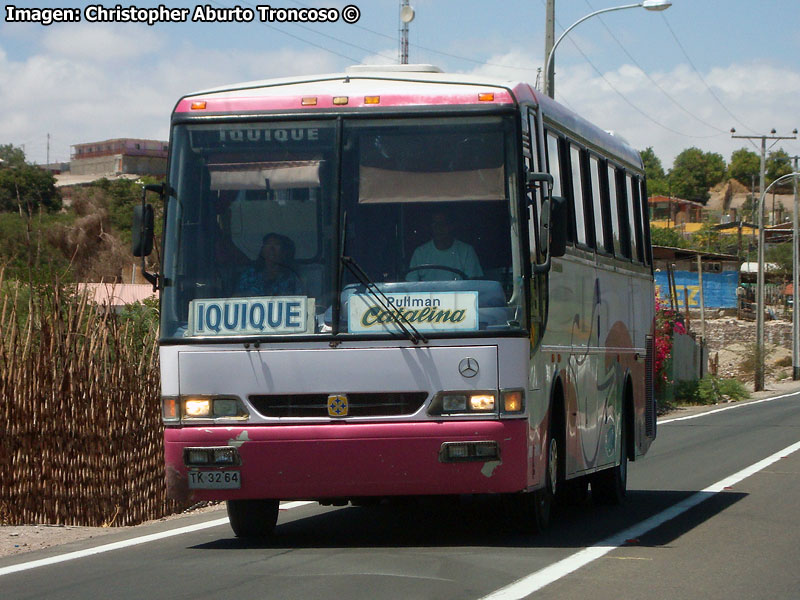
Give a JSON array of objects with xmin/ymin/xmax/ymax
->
[
  {"xmin": 591, "ymin": 411, "xmax": 628, "ymax": 505},
  {"xmin": 226, "ymin": 499, "xmax": 280, "ymax": 538},
  {"xmin": 510, "ymin": 420, "xmax": 558, "ymax": 534}
]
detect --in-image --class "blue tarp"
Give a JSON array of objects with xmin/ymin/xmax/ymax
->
[{"xmin": 655, "ymin": 271, "xmax": 738, "ymax": 309}]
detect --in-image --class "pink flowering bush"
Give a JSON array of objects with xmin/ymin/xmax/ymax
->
[{"xmin": 654, "ymin": 292, "xmax": 686, "ymax": 397}]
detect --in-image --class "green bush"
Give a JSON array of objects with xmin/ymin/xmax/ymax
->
[{"xmin": 675, "ymin": 375, "xmax": 750, "ymax": 405}]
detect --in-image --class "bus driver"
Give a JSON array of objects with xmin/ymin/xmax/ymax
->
[{"xmin": 406, "ymin": 209, "xmax": 483, "ymax": 281}]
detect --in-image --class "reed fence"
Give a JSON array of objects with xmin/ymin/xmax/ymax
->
[{"xmin": 0, "ymin": 276, "xmax": 184, "ymax": 526}]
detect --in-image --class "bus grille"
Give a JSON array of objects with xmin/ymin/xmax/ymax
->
[
  {"xmin": 248, "ymin": 392, "xmax": 429, "ymax": 418},
  {"xmin": 645, "ymin": 335, "xmax": 656, "ymax": 438}
]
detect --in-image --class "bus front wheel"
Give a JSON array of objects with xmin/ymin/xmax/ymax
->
[
  {"xmin": 509, "ymin": 431, "xmax": 557, "ymax": 534},
  {"xmin": 591, "ymin": 415, "xmax": 628, "ymax": 505},
  {"xmin": 226, "ymin": 499, "xmax": 279, "ymax": 538}
]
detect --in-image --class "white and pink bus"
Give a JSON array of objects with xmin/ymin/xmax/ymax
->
[{"xmin": 133, "ymin": 64, "xmax": 656, "ymax": 537}]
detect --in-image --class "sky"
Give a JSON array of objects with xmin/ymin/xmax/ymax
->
[{"xmin": 2, "ymin": 0, "xmax": 799, "ymax": 170}]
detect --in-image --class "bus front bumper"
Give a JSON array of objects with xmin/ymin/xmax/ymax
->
[{"xmin": 164, "ymin": 420, "xmax": 531, "ymax": 503}]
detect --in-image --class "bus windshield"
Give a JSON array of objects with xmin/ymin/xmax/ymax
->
[{"xmin": 161, "ymin": 115, "xmax": 525, "ymax": 340}]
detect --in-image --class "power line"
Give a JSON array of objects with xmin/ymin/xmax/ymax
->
[
  {"xmin": 584, "ymin": 0, "xmax": 730, "ymax": 135},
  {"xmin": 548, "ymin": 15, "xmax": 722, "ymax": 139},
  {"xmin": 659, "ymin": 12, "xmax": 756, "ymax": 134},
  {"xmin": 280, "ymin": 0, "xmax": 543, "ymax": 72},
  {"xmin": 207, "ymin": 0, "xmax": 362, "ymax": 63},
  {"xmin": 235, "ymin": 0, "xmax": 399, "ymax": 63}
]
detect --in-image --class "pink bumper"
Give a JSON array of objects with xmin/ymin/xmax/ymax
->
[{"xmin": 165, "ymin": 420, "xmax": 531, "ymax": 503}]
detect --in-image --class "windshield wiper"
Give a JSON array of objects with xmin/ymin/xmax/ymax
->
[{"xmin": 340, "ymin": 256, "xmax": 428, "ymax": 345}]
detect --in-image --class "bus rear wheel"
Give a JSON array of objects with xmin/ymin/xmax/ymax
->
[{"xmin": 226, "ymin": 499, "xmax": 279, "ymax": 538}]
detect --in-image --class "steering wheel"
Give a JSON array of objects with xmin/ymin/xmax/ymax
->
[{"xmin": 404, "ymin": 264, "xmax": 469, "ymax": 280}]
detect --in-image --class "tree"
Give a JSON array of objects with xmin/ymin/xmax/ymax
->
[
  {"xmin": 0, "ymin": 144, "xmax": 61, "ymax": 213},
  {"xmin": 649, "ymin": 225, "xmax": 688, "ymax": 248},
  {"xmin": 727, "ymin": 147, "xmax": 759, "ymax": 187},
  {"xmin": 766, "ymin": 148, "xmax": 792, "ymax": 185},
  {"xmin": 640, "ymin": 147, "xmax": 669, "ymax": 195},
  {"xmin": 0, "ymin": 144, "xmax": 26, "ymax": 167},
  {"xmin": 766, "ymin": 241, "xmax": 793, "ymax": 279},
  {"xmin": 668, "ymin": 147, "xmax": 726, "ymax": 203}
]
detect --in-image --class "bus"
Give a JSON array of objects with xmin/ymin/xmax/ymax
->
[{"xmin": 132, "ymin": 64, "xmax": 656, "ymax": 537}]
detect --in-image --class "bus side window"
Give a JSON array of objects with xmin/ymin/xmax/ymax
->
[
  {"xmin": 609, "ymin": 165, "xmax": 629, "ymax": 259},
  {"xmin": 545, "ymin": 131, "xmax": 571, "ymax": 244},
  {"xmin": 569, "ymin": 143, "xmax": 589, "ymax": 248},
  {"xmin": 626, "ymin": 174, "xmax": 642, "ymax": 262},
  {"xmin": 640, "ymin": 178, "xmax": 653, "ymax": 265},
  {"xmin": 589, "ymin": 155, "xmax": 606, "ymax": 253}
]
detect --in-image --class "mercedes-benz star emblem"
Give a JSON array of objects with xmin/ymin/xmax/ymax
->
[{"xmin": 458, "ymin": 357, "xmax": 479, "ymax": 378}]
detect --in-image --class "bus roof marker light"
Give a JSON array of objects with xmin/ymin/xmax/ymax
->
[
  {"xmin": 478, "ymin": 93, "xmax": 495, "ymax": 102},
  {"xmin": 190, "ymin": 101, "xmax": 207, "ymax": 110},
  {"xmin": 301, "ymin": 97, "xmax": 318, "ymax": 106},
  {"xmin": 364, "ymin": 96, "xmax": 380, "ymax": 104},
  {"xmin": 641, "ymin": 0, "xmax": 672, "ymax": 10},
  {"xmin": 333, "ymin": 96, "xmax": 349, "ymax": 105}
]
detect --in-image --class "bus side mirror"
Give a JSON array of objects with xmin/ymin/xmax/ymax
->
[
  {"xmin": 549, "ymin": 195, "xmax": 567, "ymax": 258},
  {"xmin": 132, "ymin": 183, "xmax": 163, "ymax": 291},
  {"xmin": 132, "ymin": 204, "xmax": 154, "ymax": 257}
]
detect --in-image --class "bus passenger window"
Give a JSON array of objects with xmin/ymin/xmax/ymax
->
[
  {"xmin": 589, "ymin": 156, "xmax": 605, "ymax": 252},
  {"xmin": 607, "ymin": 165, "xmax": 623, "ymax": 257},
  {"xmin": 570, "ymin": 144, "xmax": 588, "ymax": 247},
  {"xmin": 640, "ymin": 179, "xmax": 653, "ymax": 265},
  {"xmin": 626, "ymin": 174, "xmax": 641, "ymax": 262}
]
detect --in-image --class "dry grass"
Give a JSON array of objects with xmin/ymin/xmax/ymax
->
[{"xmin": 0, "ymin": 270, "xmax": 184, "ymax": 526}]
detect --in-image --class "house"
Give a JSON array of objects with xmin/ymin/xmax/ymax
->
[
  {"xmin": 69, "ymin": 138, "xmax": 168, "ymax": 177},
  {"xmin": 649, "ymin": 195, "xmax": 706, "ymax": 234}
]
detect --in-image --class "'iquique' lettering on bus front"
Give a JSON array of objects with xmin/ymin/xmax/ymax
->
[
  {"xmin": 218, "ymin": 128, "xmax": 319, "ymax": 143},
  {"xmin": 189, "ymin": 297, "xmax": 309, "ymax": 336}
]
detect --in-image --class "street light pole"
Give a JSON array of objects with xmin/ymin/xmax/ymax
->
[
  {"xmin": 756, "ymin": 172, "xmax": 800, "ymax": 391},
  {"xmin": 542, "ymin": 0, "xmax": 671, "ymax": 99}
]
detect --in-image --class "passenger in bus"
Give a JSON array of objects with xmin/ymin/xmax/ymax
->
[
  {"xmin": 236, "ymin": 233, "xmax": 305, "ymax": 296},
  {"xmin": 406, "ymin": 210, "xmax": 483, "ymax": 281}
]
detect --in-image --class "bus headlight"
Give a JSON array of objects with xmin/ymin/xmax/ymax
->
[
  {"xmin": 175, "ymin": 396, "xmax": 250, "ymax": 422},
  {"xmin": 469, "ymin": 394, "xmax": 495, "ymax": 411},
  {"xmin": 428, "ymin": 391, "xmax": 497, "ymax": 416},
  {"xmin": 184, "ymin": 398, "xmax": 211, "ymax": 418}
]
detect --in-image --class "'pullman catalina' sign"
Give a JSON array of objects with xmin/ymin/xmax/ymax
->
[{"xmin": 348, "ymin": 292, "xmax": 479, "ymax": 334}]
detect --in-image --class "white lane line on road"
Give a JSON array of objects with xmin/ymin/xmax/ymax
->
[
  {"xmin": 0, "ymin": 501, "xmax": 315, "ymax": 578},
  {"xmin": 659, "ymin": 390, "xmax": 800, "ymax": 425},
  {"xmin": 479, "ymin": 438, "xmax": 800, "ymax": 600}
]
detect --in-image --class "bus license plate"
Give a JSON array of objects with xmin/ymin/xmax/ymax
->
[{"xmin": 188, "ymin": 470, "xmax": 241, "ymax": 489}]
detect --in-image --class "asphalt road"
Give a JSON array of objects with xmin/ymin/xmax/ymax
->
[{"xmin": 2, "ymin": 390, "xmax": 799, "ymax": 600}]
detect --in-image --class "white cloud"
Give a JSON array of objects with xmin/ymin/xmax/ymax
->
[
  {"xmin": 0, "ymin": 32, "xmax": 341, "ymax": 163},
  {"xmin": 557, "ymin": 61, "xmax": 800, "ymax": 169},
  {"xmin": 41, "ymin": 24, "xmax": 163, "ymax": 62},
  {"xmin": 3, "ymin": 23, "xmax": 799, "ymax": 174}
]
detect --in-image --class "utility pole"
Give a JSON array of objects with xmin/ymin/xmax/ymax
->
[
  {"xmin": 46, "ymin": 133, "xmax": 50, "ymax": 166},
  {"xmin": 731, "ymin": 128, "xmax": 797, "ymax": 391},
  {"xmin": 544, "ymin": 0, "xmax": 555, "ymax": 97},
  {"xmin": 791, "ymin": 155, "xmax": 800, "ymax": 380}
]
